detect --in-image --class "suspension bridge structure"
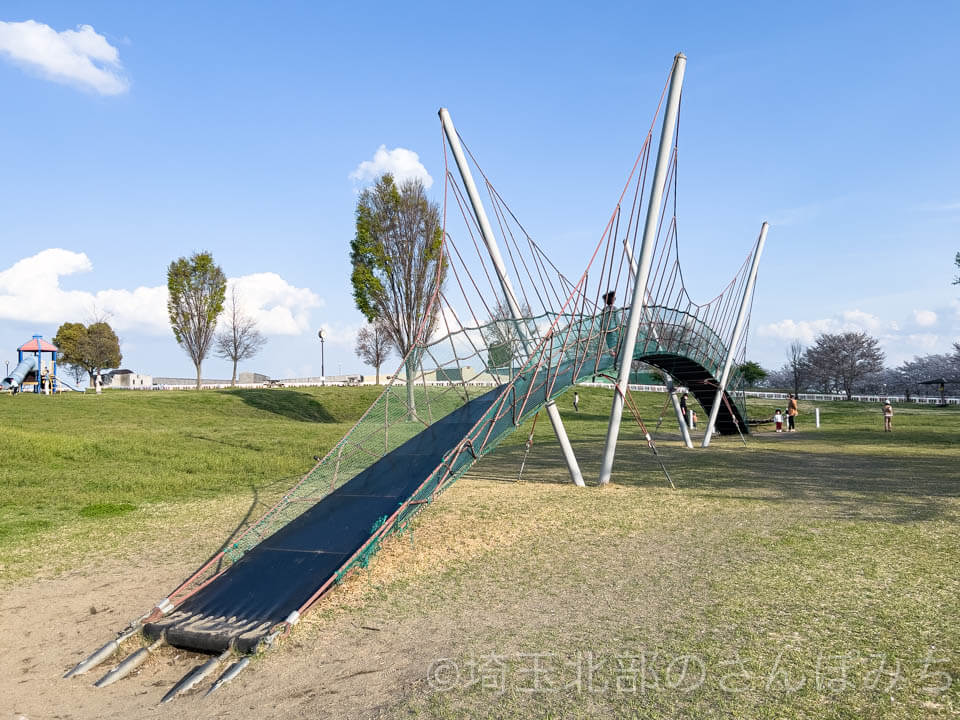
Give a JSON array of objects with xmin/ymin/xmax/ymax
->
[{"xmin": 66, "ymin": 53, "xmax": 768, "ymax": 701}]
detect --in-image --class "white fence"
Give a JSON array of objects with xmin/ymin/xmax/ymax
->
[
  {"xmin": 744, "ymin": 390, "xmax": 960, "ymax": 405},
  {"xmin": 104, "ymin": 377, "xmax": 960, "ymax": 405}
]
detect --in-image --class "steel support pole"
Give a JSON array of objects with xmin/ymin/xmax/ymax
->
[
  {"xmin": 627, "ymin": 235, "xmax": 691, "ymax": 450},
  {"xmin": 666, "ymin": 377, "xmax": 694, "ymax": 448},
  {"xmin": 701, "ymin": 221, "xmax": 768, "ymax": 447},
  {"xmin": 439, "ymin": 107, "xmax": 585, "ymax": 487},
  {"xmin": 597, "ymin": 52, "xmax": 686, "ymax": 485},
  {"xmin": 622, "ymin": 239, "xmax": 660, "ymax": 348}
]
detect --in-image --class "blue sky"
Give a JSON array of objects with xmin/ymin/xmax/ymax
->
[{"xmin": 1, "ymin": 1, "xmax": 958, "ymax": 381}]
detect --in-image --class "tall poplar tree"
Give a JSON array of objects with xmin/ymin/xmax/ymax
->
[
  {"xmin": 167, "ymin": 252, "xmax": 227, "ymax": 390},
  {"xmin": 350, "ymin": 174, "xmax": 445, "ymax": 417}
]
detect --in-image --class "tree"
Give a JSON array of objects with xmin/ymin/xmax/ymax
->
[
  {"xmin": 736, "ymin": 360, "xmax": 768, "ymax": 386},
  {"xmin": 53, "ymin": 322, "xmax": 90, "ymax": 385},
  {"xmin": 213, "ymin": 287, "xmax": 267, "ymax": 387},
  {"xmin": 354, "ymin": 322, "xmax": 394, "ymax": 385},
  {"xmin": 804, "ymin": 332, "xmax": 885, "ymax": 399},
  {"xmin": 167, "ymin": 252, "xmax": 227, "ymax": 390},
  {"xmin": 897, "ymin": 354, "xmax": 956, "ymax": 397},
  {"xmin": 482, "ymin": 300, "xmax": 532, "ymax": 372},
  {"xmin": 786, "ymin": 340, "xmax": 807, "ymax": 396},
  {"xmin": 53, "ymin": 320, "xmax": 122, "ymax": 386},
  {"xmin": 85, "ymin": 322, "xmax": 123, "ymax": 380},
  {"xmin": 350, "ymin": 174, "xmax": 445, "ymax": 417}
]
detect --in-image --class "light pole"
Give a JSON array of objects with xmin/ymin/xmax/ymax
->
[{"xmin": 317, "ymin": 329, "xmax": 325, "ymax": 385}]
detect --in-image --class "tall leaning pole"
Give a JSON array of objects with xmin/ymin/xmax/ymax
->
[
  {"xmin": 701, "ymin": 221, "xmax": 768, "ymax": 447},
  {"xmin": 597, "ymin": 52, "xmax": 686, "ymax": 486},
  {"xmin": 439, "ymin": 107, "xmax": 586, "ymax": 487}
]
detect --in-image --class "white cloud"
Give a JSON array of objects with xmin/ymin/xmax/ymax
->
[
  {"xmin": 757, "ymin": 317, "xmax": 837, "ymax": 344},
  {"xmin": 839, "ymin": 309, "xmax": 883, "ymax": 332},
  {"xmin": 349, "ymin": 145, "xmax": 433, "ymax": 188},
  {"xmin": 230, "ymin": 274, "xmax": 323, "ymax": 335},
  {"xmin": 0, "ymin": 20, "xmax": 128, "ymax": 95},
  {"xmin": 759, "ymin": 308, "xmax": 893, "ymax": 344},
  {"xmin": 912, "ymin": 309, "xmax": 937, "ymax": 327},
  {"xmin": 757, "ymin": 305, "xmax": 960, "ymax": 367},
  {"xmin": 0, "ymin": 249, "xmax": 322, "ymax": 337},
  {"xmin": 757, "ymin": 310, "xmax": 899, "ymax": 343}
]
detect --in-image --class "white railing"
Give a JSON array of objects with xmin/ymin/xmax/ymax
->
[{"xmin": 744, "ymin": 390, "xmax": 960, "ymax": 405}]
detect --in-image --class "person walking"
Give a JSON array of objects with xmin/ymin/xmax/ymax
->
[
  {"xmin": 679, "ymin": 392, "xmax": 689, "ymax": 428},
  {"xmin": 573, "ymin": 391, "xmax": 580, "ymax": 413},
  {"xmin": 774, "ymin": 408, "xmax": 784, "ymax": 433},
  {"xmin": 787, "ymin": 393, "xmax": 798, "ymax": 432},
  {"xmin": 883, "ymin": 401, "xmax": 893, "ymax": 432},
  {"xmin": 95, "ymin": 372, "xmax": 102, "ymax": 395}
]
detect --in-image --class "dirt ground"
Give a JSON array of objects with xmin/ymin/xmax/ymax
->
[
  {"xmin": 4, "ymin": 425, "xmax": 957, "ymax": 719},
  {"xmin": 0, "ymin": 551, "xmax": 453, "ymax": 719},
  {"xmin": 0, "ymin": 456, "xmax": 700, "ymax": 720}
]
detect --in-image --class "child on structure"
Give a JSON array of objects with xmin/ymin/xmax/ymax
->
[
  {"xmin": 601, "ymin": 290, "xmax": 619, "ymax": 357},
  {"xmin": 787, "ymin": 393, "xmax": 798, "ymax": 431},
  {"xmin": 774, "ymin": 408, "xmax": 784, "ymax": 432},
  {"xmin": 883, "ymin": 401, "xmax": 893, "ymax": 432},
  {"xmin": 573, "ymin": 391, "xmax": 580, "ymax": 413}
]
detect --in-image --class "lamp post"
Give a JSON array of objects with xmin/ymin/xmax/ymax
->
[{"xmin": 317, "ymin": 329, "xmax": 325, "ymax": 385}]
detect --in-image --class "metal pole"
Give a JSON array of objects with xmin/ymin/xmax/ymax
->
[
  {"xmin": 318, "ymin": 329, "xmax": 325, "ymax": 385},
  {"xmin": 439, "ymin": 107, "xmax": 584, "ymax": 487},
  {"xmin": 665, "ymin": 377, "xmax": 694, "ymax": 448},
  {"xmin": 701, "ymin": 221, "xmax": 768, "ymax": 447},
  {"xmin": 622, "ymin": 238, "xmax": 660, "ymax": 348},
  {"xmin": 598, "ymin": 52, "xmax": 686, "ymax": 485},
  {"xmin": 627, "ymin": 234, "xmax": 691, "ymax": 450}
]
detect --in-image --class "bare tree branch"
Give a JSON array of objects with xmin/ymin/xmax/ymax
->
[
  {"xmin": 354, "ymin": 322, "xmax": 393, "ymax": 385},
  {"xmin": 214, "ymin": 286, "xmax": 267, "ymax": 386}
]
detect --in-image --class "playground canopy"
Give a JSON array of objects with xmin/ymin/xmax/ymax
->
[{"xmin": 18, "ymin": 338, "xmax": 58, "ymax": 352}]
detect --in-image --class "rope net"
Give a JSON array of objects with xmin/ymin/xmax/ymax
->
[{"xmin": 165, "ymin": 70, "xmax": 760, "ymax": 611}]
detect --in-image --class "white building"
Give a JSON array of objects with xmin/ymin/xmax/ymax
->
[{"xmin": 104, "ymin": 369, "xmax": 153, "ymax": 389}]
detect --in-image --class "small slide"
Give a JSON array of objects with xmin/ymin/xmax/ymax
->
[
  {"xmin": 1, "ymin": 355, "xmax": 37, "ymax": 390},
  {"xmin": 56, "ymin": 378, "xmax": 84, "ymax": 392}
]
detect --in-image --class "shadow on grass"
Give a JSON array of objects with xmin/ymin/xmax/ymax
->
[
  {"xmin": 224, "ymin": 389, "xmax": 336, "ymax": 423},
  {"xmin": 479, "ymin": 429, "xmax": 960, "ymax": 526}
]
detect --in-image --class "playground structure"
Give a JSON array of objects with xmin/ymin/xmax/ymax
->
[
  {"xmin": 2, "ymin": 335, "xmax": 60, "ymax": 393},
  {"xmin": 67, "ymin": 54, "xmax": 768, "ymax": 699}
]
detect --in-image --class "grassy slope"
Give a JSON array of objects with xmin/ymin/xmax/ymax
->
[
  {"xmin": 2, "ymin": 386, "xmax": 959, "ymax": 717},
  {"xmin": 0, "ymin": 386, "xmax": 380, "ymax": 578}
]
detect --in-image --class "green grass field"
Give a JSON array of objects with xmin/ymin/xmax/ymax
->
[
  {"xmin": 1, "ymin": 386, "xmax": 958, "ymax": 717},
  {"xmin": 0, "ymin": 386, "xmax": 380, "ymax": 577}
]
